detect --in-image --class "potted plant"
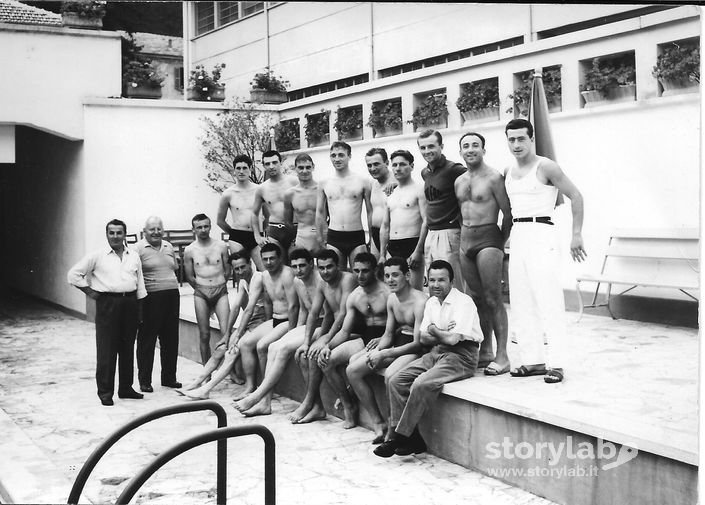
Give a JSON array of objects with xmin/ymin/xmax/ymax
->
[
  {"xmin": 304, "ymin": 110, "xmax": 330, "ymax": 147},
  {"xmin": 367, "ymin": 99, "xmax": 403, "ymax": 137},
  {"xmin": 507, "ymin": 68, "xmax": 562, "ymax": 117},
  {"xmin": 409, "ymin": 93, "xmax": 448, "ymax": 131},
  {"xmin": 333, "ymin": 106, "xmax": 363, "ymax": 141},
  {"xmin": 580, "ymin": 57, "xmax": 636, "ymax": 107},
  {"xmin": 652, "ymin": 41, "xmax": 700, "ymax": 96},
  {"xmin": 606, "ymin": 62, "xmax": 636, "ymax": 101},
  {"xmin": 274, "ymin": 119, "xmax": 300, "ymax": 152},
  {"xmin": 61, "ymin": 1, "xmax": 106, "ymax": 29},
  {"xmin": 250, "ymin": 68, "xmax": 290, "ymax": 104},
  {"xmin": 123, "ymin": 60, "xmax": 164, "ymax": 99},
  {"xmin": 188, "ymin": 63, "xmax": 226, "ymax": 102},
  {"xmin": 456, "ymin": 78, "xmax": 500, "ymax": 123}
]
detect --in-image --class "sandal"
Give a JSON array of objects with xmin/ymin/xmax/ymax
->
[
  {"xmin": 544, "ymin": 368, "xmax": 564, "ymax": 384},
  {"xmin": 510, "ymin": 364, "xmax": 546, "ymax": 377}
]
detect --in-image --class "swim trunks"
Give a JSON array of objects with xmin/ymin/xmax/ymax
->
[
  {"xmin": 194, "ymin": 283, "xmax": 228, "ymax": 309},
  {"xmin": 360, "ymin": 324, "xmax": 386, "ymax": 345},
  {"xmin": 268, "ymin": 222, "xmax": 295, "ymax": 251},
  {"xmin": 295, "ymin": 226, "xmax": 319, "ymax": 251},
  {"xmin": 462, "ymin": 223, "xmax": 504, "ymax": 260},
  {"xmin": 229, "ymin": 229, "xmax": 258, "ymax": 252},
  {"xmin": 370, "ymin": 226, "xmax": 381, "ymax": 251},
  {"xmin": 388, "ymin": 237, "xmax": 420, "ymax": 260},
  {"xmin": 327, "ymin": 229, "xmax": 367, "ymax": 259},
  {"xmin": 272, "ymin": 317, "xmax": 288, "ymax": 328}
]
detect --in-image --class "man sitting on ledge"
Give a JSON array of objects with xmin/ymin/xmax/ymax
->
[{"xmin": 374, "ymin": 260, "xmax": 482, "ymax": 458}]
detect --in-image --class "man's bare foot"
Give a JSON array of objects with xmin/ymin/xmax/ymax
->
[
  {"xmin": 297, "ymin": 404, "xmax": 327, "ymax": 424},
  {"xmin": 341, "ymin": 402, "xmax": 358, "ymax": 429},
  {"xmin": 242, "ymin": 402, "xmax": 272, "ymax": 417},
  {"xmin": 234, "ymin": 394, "xmax": 259, "ymax": 412},
  {"xmin": 229, "ymin": 369, "xmax": 245, "ymax": 385},
  {"xmin": 183, "ymin": 388, "xmax": 209, "ymax": 400},
  {"xmin": 182, "ymin": 380, "xmax": 202, "ymax": 391},
  {"xmin": 478, "ymin": 354, "xmax": 495, "ymax": 369},
  {"xmin": 288, "ymin": 403, "xmax": 312, "ymax": 423},
  {"xmin": 232, "ymin": 387, "xmax": 254, "ymax": 402}
]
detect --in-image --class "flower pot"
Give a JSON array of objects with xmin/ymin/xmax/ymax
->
[
  {"xmin": 307, "ymin": 133, "xmax": 330, "ymax": 147},
  {"xmin": 126, "ymin": 85, "xmax": 162, "ymax": 99},
  {"xmin": 659, "ymin": 78, "xmax": 699, "ymax": 97},
  {"xmin": 373, "ymin": 126, "xmax": 403, "ymax": 138},
  {"xmin": 188, "ymin": 85, "xmax": 226, "ymax": 102},
  {"xmin": 415, "ymin": 118, "xmax": 447, "ymax": 131},
  {"xmin": 62, "ymin": 12, "xmax": 102, "ymax": 29},
  {"xmin": 339, "ymin": 128, "xmax": 363, "ymax": 141},
  {"xmin": 547, "ymin": 99, "xmax": 562, "ymax": 113},
  {"xmin": 580, "ymin": 90, "xmax": 606, "ymax": 108},
  {"xmin": 606, "ymin": 84, "xmax": 636, "ymax": 103},
  {"xmin": 461, "ymin": 106, "xmax": 500, "ymax": 124},
  {"xmin": 250, "ymin": 89, "xmax": 288, "ymax": 104}
]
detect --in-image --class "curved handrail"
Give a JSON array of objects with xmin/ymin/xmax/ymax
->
[
  {"xmin": 116, "ymin": 425, "xmax": 275, "ymax": 505},
  {"xmin": 67, "ymin": 400, "xmax": 227, "ymax": 504}
]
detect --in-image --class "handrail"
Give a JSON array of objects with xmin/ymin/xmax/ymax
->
[
  {"xmin": 116, "ymin": 425, "xmax": 276, "ymax": 505},
  {"xmin": 67, "ymin": 400, "xmax": 227, "ymax": 504}
]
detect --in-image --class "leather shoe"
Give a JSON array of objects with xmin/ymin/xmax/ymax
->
[
  {"xmin": 161, "ymin": 381, "xmax": 183, "ymax": 389},
  {"xmin": 118, "ymin": 389, "xmax": 144, "ymax": 400},
  {"xmin": 100, "ymin": 397, "xmax": 114, "ymax": 406},
  {"xmin": 373, "ymin": 439, "xmax": 401, "ymax": 458},
  {"xmin": 140, "ymin": 384, "xmax": 153, "ymax": 393},
  {"xmin": 394, "ymin": 430, "xmax": 426, "ymax": 456}
]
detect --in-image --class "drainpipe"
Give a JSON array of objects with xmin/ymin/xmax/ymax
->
[
  {"xmin": 182, "ymin": 2, "xmax": 191, "ymax": 101},
  {"xmin": 368, "ymin": 2, "xmax": 375, "ymax": 81},
  {"xmin": 264, "ymin": 2, "xmax": 270, "ymax": 69}
]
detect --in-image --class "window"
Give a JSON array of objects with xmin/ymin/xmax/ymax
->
[
  {"xmin": 288, "ymin": 74, "xmax": 370, "ymax": 102},
  {"xmin": 175, "ymin": 66, "xmax": 184, "ymax": 90},
  {"xmin": 219, "ymin": 2, "xmax": 240, "ymax": 24},
  {"xmin": 195, "ymin": 1, "xmax": 265, "ymax": 35},
  {"xmin": 241, "ymin": 1, "xmax": 264, "ymax": 17},
  {"xmin": 195, "ymin": 2, "xmax": 214, "ymax": 36}
]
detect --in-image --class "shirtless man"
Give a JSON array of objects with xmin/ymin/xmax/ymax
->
[
  {"xmin": 365, "ymin": 148, "xmax": 397, "ymax": 259},
  {"xmin": 252, "ymin": 150, "xmax": 297, "ymax": 260},
  {"xmin": 216, "ymin": 154, "xmax": 264, "ymax": 271},
  {"xmin": 234, "ymin": 248, "xmax": 327, "ymax": 416},
  {"xmin": 291, "ymin": 249, "xmax": 357, "ymax": 424},
  {"xmin": 379, "ymin": 150, "xmax": 427, "ymax": 290},
  {"xmin": 229, "ymin": 243, "xmax": 299, "ymax": 400},
  {"xmin": 317, "ymin": 141, "xmax": 373, "ymax": 270},
  {"xmin": 284, "ymin": 154, "xmax": 323, "ymax": 254},
  {"xmin": 181, "ymin": 251, "xmax": 267, "ymax": 398},
  {"xmin": 346, "ymin": 257, "xmax": 427, "ymax": 443},
  {"xmin": 184, "ymin": 213, "xmax": 231, "ymax": 365},
  {"xmin": 317, "ymin": 252, "xmax": 389, "ymax": 429},
  {"xmin": 455, "ymin": 132, "xmax": 513, "ymax": 376}
]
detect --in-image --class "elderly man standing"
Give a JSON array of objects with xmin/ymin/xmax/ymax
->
[
  {"xmin": 135, "ymin": 216, "xmax": 182, "ymax": 393},
  {"xmin": 68, "ymin": 219, "xmax": 147, "ymax": 406}
]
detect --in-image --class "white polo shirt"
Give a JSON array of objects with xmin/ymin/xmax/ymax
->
[{"xmin": 419, "ymin": 287, "xmax": 483, "ymax": 343}]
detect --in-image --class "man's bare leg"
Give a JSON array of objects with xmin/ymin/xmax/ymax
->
[
  {"xmin": 459, "ymin": 250, "xmax": 495, "ymax": 367},
  {"xmin": 181, "ymin": 346, "xmax": 226, "ymax": 391},
  {"xmin": 348, "ymin": 244, "xmax": 368, "ymax": 271},
  {"xmin": 322, "ymin": 339, "xmax": 364, "ymax": 429},
  {"xmin": 194, "ymin": 296, "xmax": 213, "ymax": 365},
  {"xmin": 346, "ymin": 350, "xmax": 387, "ymax": 439},
  {"xmin": 476, "ymin": 248, "xmax": 510, "ymax": 372},
  {"xmin": 294, "ymin": 359, "xmax": 327, "ymax": 423},
  {"xmin": 183, "ymin": 348, "xmax": 239, "ymax": 399},
  {"xmin": 235, "ymin": 326, "xmax": 305, "ymax": 416},
  {"xmin": 214, "ymin": 294, "xmax": 230, "ymax": 341},
  {"xmin": 233, "ymin": 321, "xmax": 273, "ymax": 401},
  {"xmin": 409, "ymin": 261, "xmax": 424, "ymax": 291}
]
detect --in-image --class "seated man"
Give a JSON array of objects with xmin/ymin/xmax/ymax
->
[
  {"xmin": 317, "ymin": 252, "xmax": 389, "ymax": 429},
  {"xmin": 374, "ymin": 260, "xmax": 483, "ymax": 458},
  {"xmin": 180, "ymin": 251, "xmax": 266, "ymax": 398},
  {"xmin": 346, "ymin": 257, "xmax": 427, "ymax": 444}
]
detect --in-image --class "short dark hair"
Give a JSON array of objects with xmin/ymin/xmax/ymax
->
[
  {"xmin": 418, "ymin": 129, "xmax": 443, "ymax": 145},
  {"xmin": 289, "ymin": 248, "xmax": 313, "ymax": 263},
  {"xmin": 260, "ymin": 242, "xmax": 282, "ymax": 257},
  {"xmin": 365, "ymin": 147, "xmax": 388, "ymax": 163},
  {"xmin": 390, "ymin": 149, "xmax": 414, "ymax": 164},
  {"xmin": 316, "ymin": 249, "xmax": 339, "ymax": 265},
  {"xmin": 191, "ymin": 213, "xmax": 210, "ymax": 226},
  {"xmin": 383, "ymin": 256, "xmax": 409, "ymax": 274},
  {"xmin": 233, "ymin": 154, "xmax": 253, "ymax": 168},
  {"xmin": 459, "ymin": 131, "xmax": 486, "ymax": 149},
  {"xmin": 330, "ymin": 141, "xmax": 351, "ymax": 156},
  {"xmin": 428, "ymin": 259, "xmax": 454, "ymax": 282},
  {"xmin": 353, "ymin": 251, "xmax": 377, "ymax": 269},
  {"xmin": 106, "ymin": 219, "xmax": 127, "ymax": 234},
  {"xmin": 505, "ymin": 118, "xmax": 534, "ymax": 139},
  {"xmin": 262, "ymin": 150, "xmax": 282, "ymax": 162},
  {"xmin": 229, "ymin": 250, "xmax": 250, "ymax": 263},
  {"xmin": 294, "ymin": 153, "xmax": 313, "ymax": 165}
]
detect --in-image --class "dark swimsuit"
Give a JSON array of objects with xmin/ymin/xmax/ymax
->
[
  {"xmin": 370, "ymin": 226, "xmax": 381, "ymax": 251},
  {"xmin": 229, "ymin": 229, "xmax": 258, "ymax": 252},
  {"xmin": 388, "ymin": 237, "xmax": 420, "ymax": 260},
  {"xmin": 194, "ymin": 283, "xmax": 228, "ymax": 308},
  {"xmin": 462, "ymin": 223, "xmax": 504, "ymax": 260},
  {"xmin": 268, "ymin": 223, "xmax": 295, "ymax": 251},
  {"xmin": 327, "ymin": 229, "xmax": 367, "ymax": 259},
  {"xmin": 272, "ymin": 317, "xmax": 288, "ymax": 328}
]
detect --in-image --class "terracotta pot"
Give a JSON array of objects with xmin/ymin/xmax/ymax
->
[
  {"xmin": 606, "ymin": 84, "xmax": 636, "ymax": 102},
  {"xmin": 307, "ymin": 133, "xmax": 330, "ymax": 148},
  {"xmin": 580, "ymin": 90, "xmax": 606, "ymax": 108},
  {"xmin": 125, "ymin": 84, "xmax": 162, "ymax": 99},
  {"xmin": 373, "ymin": 126, "xmax": 403, "ymax": 138},
  {"xmin": 188, "ymin": 85, "xmax": 225, "ymax": 102},
  {"xmin": 339, "ymin": 128, "xmax": 363, "ymax": 141},
  {"xmin": 461, "ymin": 106, "xmax": 500, "ymax": 123},
  {"xmin": 659, "ymin": 78, "xmax": 699, "ymax": 97},
  {"xmin": 414, "ymin": 117, "xmax": 447, "ymax": 131},
  {"xmin": 250, "ymin": 89, "xmax": 288, "ymax": 104}
]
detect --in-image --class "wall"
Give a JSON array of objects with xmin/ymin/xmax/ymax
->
[{"xmin": 0, "ymin": 23, "xmax": 121, "ymax": 140}]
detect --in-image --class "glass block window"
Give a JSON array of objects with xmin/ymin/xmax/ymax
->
[
  {"xmin": 195, "ymin": 2, "xmax": 215, "ymax": 35},
  {"xmin": 219, "ymin": 2, "xmax": 240, "ymax": 24}
]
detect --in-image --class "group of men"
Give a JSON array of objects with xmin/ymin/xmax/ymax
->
[{"xmin": 67, "ymin": 117, "xmax": 585, "ymax": 458}]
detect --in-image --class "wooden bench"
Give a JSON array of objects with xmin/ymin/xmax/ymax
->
[{"xmin": 575, "ymin": 228, "xmax": 699, "ymax": 320}]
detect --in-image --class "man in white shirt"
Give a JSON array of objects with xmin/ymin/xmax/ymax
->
[
  {"xmin": 67, "ymin": 219, "xmax": 147, "ymax": 406},
  {"xmin": 375, "ymin": 260, "xmax": 482, "ymax": 458}
]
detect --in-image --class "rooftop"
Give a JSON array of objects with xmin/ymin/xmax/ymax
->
[{"xmin": 0, "ymin": 0, "xmax": 61, "ymax": 26}]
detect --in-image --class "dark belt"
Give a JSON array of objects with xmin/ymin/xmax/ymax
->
[
  {"xmin": 513, "ymin": 216, "xmax": 554, "ymax": 225},
  {"xmin": 100, "ymin": 291, "xmax": 137, "ymax": 297}
]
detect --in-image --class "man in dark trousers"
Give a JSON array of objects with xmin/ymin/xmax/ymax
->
[{"xmin": 68, "ymin": 219, "xmax": 147, "ymax": 406}]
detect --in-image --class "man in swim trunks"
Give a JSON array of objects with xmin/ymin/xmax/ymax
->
[
  {"xmin": 317, "ymin": 141, "xmax": 373, "ymax": 270},
  {"xmin": 293, "ymin": 249, "xmax": 357, "ymax": 424},
  {"xmin": 365, "ymin": 147, "xmax": 397, "ymax": 259},
  {"xmin": 216, "ymin": 154, "xmax": 264, "ymax": 271},
  {"xmin": 229, "ymin": 243, "xmax": 299, "ymax": 400},
  {"xmin": 454, "ymin": 132, "xmax": 513, "ymax": 376},
  {"xmin": 346, "ymin": 257, "xmax": 427, "ymax": 444},
  {"xmin": 184, "ymin": 213, "xmax": 231, "ymax": 366},
  {"xmin": 284, "ymin": 154, "xmax": 323, "ymax": 254},
  {"xmin": 317, "ymin": 252, "xmax": 389, "ymax": 429},
  {"xmin": 181, "ymin": 250, "xmax": 266, "ymax": 399},
  {"xmin": 380, "ymin": 150, "xmax": 427, "ymax": 290},
  {"xmin": 252, "ymin": 150, "xmax": 297, "ymax": 260},
  {"xmin": 234, "ymin": 248, "xmax": 326, "ymax": 416}
]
